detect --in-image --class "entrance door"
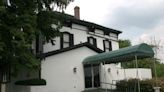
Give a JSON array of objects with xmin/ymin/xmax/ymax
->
[{"xmin": 84, "ymin": 64, "xmax": 100, "ymax": 88}]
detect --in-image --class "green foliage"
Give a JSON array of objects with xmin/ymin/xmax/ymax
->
[
  {"xmin": 121, "ymin": 57, "xmax": 164, "ymax": 77},
  {"xmin": 0, "ymin": 0, "xmax": 73, "ymax": 80},
  {"xmin": 15, "ymin": 78, "xmax": 46, "ymax": 86},
  {"xmin": 156, "ymin": 64, "xmax": 164, "ymax": 77},
  {"xmin": 116, "ymin": 78, "xmax": 164, "ymax": 92},
  {"xmin": 119, "ymin": 39, "xmax": 131, "ymax": 48},
  {"xmin": 121, "ymin": 58, "xmax": 158, "ymax": 68}
]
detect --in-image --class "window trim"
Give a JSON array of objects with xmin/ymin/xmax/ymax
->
[
  {"xmin": 87, "ymin": 36, "xmax": 97, "ymax": 47},
  {"xmin": 60, "ymin": 32, "xmax": 74, "ymax": 49},
  {"xmin": 103, "ymin": 40, "xmax": 112, "ymax": 52}
]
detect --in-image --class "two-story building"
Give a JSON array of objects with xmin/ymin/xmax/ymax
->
[{"xmin": 6, "ymin": 6, "xmax": 153, "ymax": 92}]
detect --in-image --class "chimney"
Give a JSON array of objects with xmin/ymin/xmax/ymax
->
[{"xmin": 74, "ymin": 6, "xmax": 80, "ymax": 19}]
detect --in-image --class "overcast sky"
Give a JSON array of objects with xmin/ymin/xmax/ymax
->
[{"xmin": 65, "ymin": 0, "xmax": 164, "ymax": 62}]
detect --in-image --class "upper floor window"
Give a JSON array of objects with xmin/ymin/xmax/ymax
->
[
  {"xmin": 103, "ymin": 40, "xmax": 112, "ymax": 52},
  {"xmin": 87, "ymin": 37, "xmax": 97, "ymax": 47},
  {"xmin": 61, "ymin": 32, "xmax": 74, "ymax": 49}
]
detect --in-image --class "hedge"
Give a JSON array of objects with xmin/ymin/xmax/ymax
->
[
  {"xmin": 15, "ymin": 78, "xmax": 46, "ymax": 86},
  {"xmin": 116, "ymin": 77, "xmax": 164, "ymax": 92}
]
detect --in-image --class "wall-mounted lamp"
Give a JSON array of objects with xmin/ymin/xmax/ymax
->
[
  {"xmin": 108, "ymin": 68, "xmax": 111, "ymax": 73},
  {"xmin": 117, "ymin": 70, "xmax": 119, "ymax": 75},
  {"xmin": 73, "ymin": 67, "xmax": 77, "ymax": 73}
]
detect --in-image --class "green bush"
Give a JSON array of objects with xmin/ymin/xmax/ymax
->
[
  {"xmin": 15, "ymin": 78, "xmax": 46, "ymax": 86},
  {"xmin": 116, "ymin": 78, "xmax": 164, "ymax": 92}
]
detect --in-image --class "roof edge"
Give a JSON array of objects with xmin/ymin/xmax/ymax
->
[{"xmin": 39, "ymin": 42, "xmax": 103, "ymax": 59}]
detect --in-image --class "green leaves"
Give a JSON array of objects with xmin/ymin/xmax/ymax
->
[
  {"xmin": 0, "ymin": 0, "xmax": 73, "ymax": 79},
  {"xmin": 37, "ymin": 11, "xmax": 65, "ymax": 41},
  {"xmin": 119, "ymin": 39, "xmax": 131, "ymax": 48}
]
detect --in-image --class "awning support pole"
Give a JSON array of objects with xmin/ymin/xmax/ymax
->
[
  {"xmin": 103, "ymin": 62, "xmax": 108, "ymax": 92},
  {"xmin": 135, "ymin": 55, "xmax": 140, "ymax": 92}
]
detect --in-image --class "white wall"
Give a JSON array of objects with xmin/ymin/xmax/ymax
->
[
  {"xmin": 43, "ymin": 37, "xmax": 60, "ymax": 53},
  {"xmin": 32, "ymin": 47, "xmax": 98, "ymax": 92},
  {"xmin": 100, "ymin": 64, "xmax": 121, "ymax": 89},
  {"xmin": 43, "ymin": 24, "xmax": 119, "ymax": 53},
  {"xmin": 100, "ymin": 66, "xmax": 152, "ymax": 89},
  {"xmin": 119, "ymin": 68, "xmax": 152, "ymax": 80}
]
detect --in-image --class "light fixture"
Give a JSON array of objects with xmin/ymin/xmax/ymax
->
[
  {"xmin": 73, "ymin": 67, "xmax": 77, "ymax": 73},
  {"xmin": 108, "ymin": 68, "xmax": 111, "ymax": 73}
]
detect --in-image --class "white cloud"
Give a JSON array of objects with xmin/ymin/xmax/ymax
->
[{"xmin": 136, "ymin": 21, "xmax": 164, "ymax": 62}]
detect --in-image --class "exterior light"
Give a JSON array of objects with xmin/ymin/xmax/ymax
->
[{"xmin": 73, "ymin": 67, "xmax": 77, "ymax": 73}]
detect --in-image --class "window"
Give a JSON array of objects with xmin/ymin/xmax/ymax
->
[
  {"xmin": 0, "ymin": 63, "xmax": 10, "ymax": 83},
  {"xmin": 87, "ymin": 37, "xmax": 97, "ymax": 47},
  {"xmin": 103, "ymin": 40, "xmax": 112, "ymax": 52},
  {"xmin": 84, "ymin": 64, "xmax": 100, "ymax": 88},
  {"xmin": 35, "ymin": 34, "xmax": 43, "ymax": 54},
  {"xmin": 61, "ymin": 32, "xmax": 74, "ymax": 48}
]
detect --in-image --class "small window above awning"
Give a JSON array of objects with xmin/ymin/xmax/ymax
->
[{"xmin": 83, "ymin": 43, "xmax": 154, "ymax": 64}]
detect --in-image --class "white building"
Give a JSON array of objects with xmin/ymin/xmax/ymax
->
[{"xmin": 5, "ymin": 6, "xmax": 153, "ymax": 92}]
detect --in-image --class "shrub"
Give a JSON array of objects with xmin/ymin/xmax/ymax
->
[{"xmin": 116, "ymin": 78, "xmax": 164, "ymax": 92}]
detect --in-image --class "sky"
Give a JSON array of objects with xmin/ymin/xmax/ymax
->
[{"xmin": 65, "ymin": 0, "xmax": 164, "ymax": 62}]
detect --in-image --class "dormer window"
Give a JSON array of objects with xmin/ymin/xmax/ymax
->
[
  {"xmin": 61, "ymin": 32, "xmax": 74, "ymax": 49},
  {"xmin": 87, "ymin": 37, "xmax": 97, "ymax": 47},
  {"xmin": 103, "ymin": 40, "xmax": 112, "ymax": 52}
]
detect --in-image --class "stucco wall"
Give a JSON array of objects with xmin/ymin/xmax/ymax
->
[
  {"xmin": 100, "ymin": 66, "xmax": 152, "ymax": 89},
  {"xmin": 43, "ymin": 24, "xmax": 119, "ymax": 53},
  {"xmin": 119, "ymin": 68, "xmax": 152, "ymax": 80},
  {"xmin": 31, "ymin": 47, "xmax": 98, "ymax": 92}
]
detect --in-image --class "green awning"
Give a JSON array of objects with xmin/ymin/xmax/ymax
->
[{"xmin": 83, "ymin": 43, "xmax": 154, "ymax": 64}]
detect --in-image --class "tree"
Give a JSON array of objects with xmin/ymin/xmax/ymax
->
[
  {"xmin": 119, "ymin": 39, "xmax": 131, "ymax": 48},
  {"xmin": 0, "ymin": 0, "xmax": 73, "ymax": 83}
]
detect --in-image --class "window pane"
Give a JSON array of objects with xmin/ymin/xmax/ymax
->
[
  {"xmin": 93, "ymin": 65, "xmax": 100, "ymax": 87},
  {"xmin": 63, "ymin": 34, "xmax": 69, "ymax": 42},
  {"xmin": 84, "ymin": 65, "xmax": 92, "ymax": 88},
  {"xmin": 89, "ymin": 38, "xmax": 94, "ymax": 45},
  {"xmin": 63, "ymin": 43, "xmax": 69, "ymax": 48},
  {"xmin": 104, "ymin": 41, "xmax": 109, "ymax": 48},
  {"xmin": 105, "ymin": 48, "xmax": 109, "ymax": 52}
]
